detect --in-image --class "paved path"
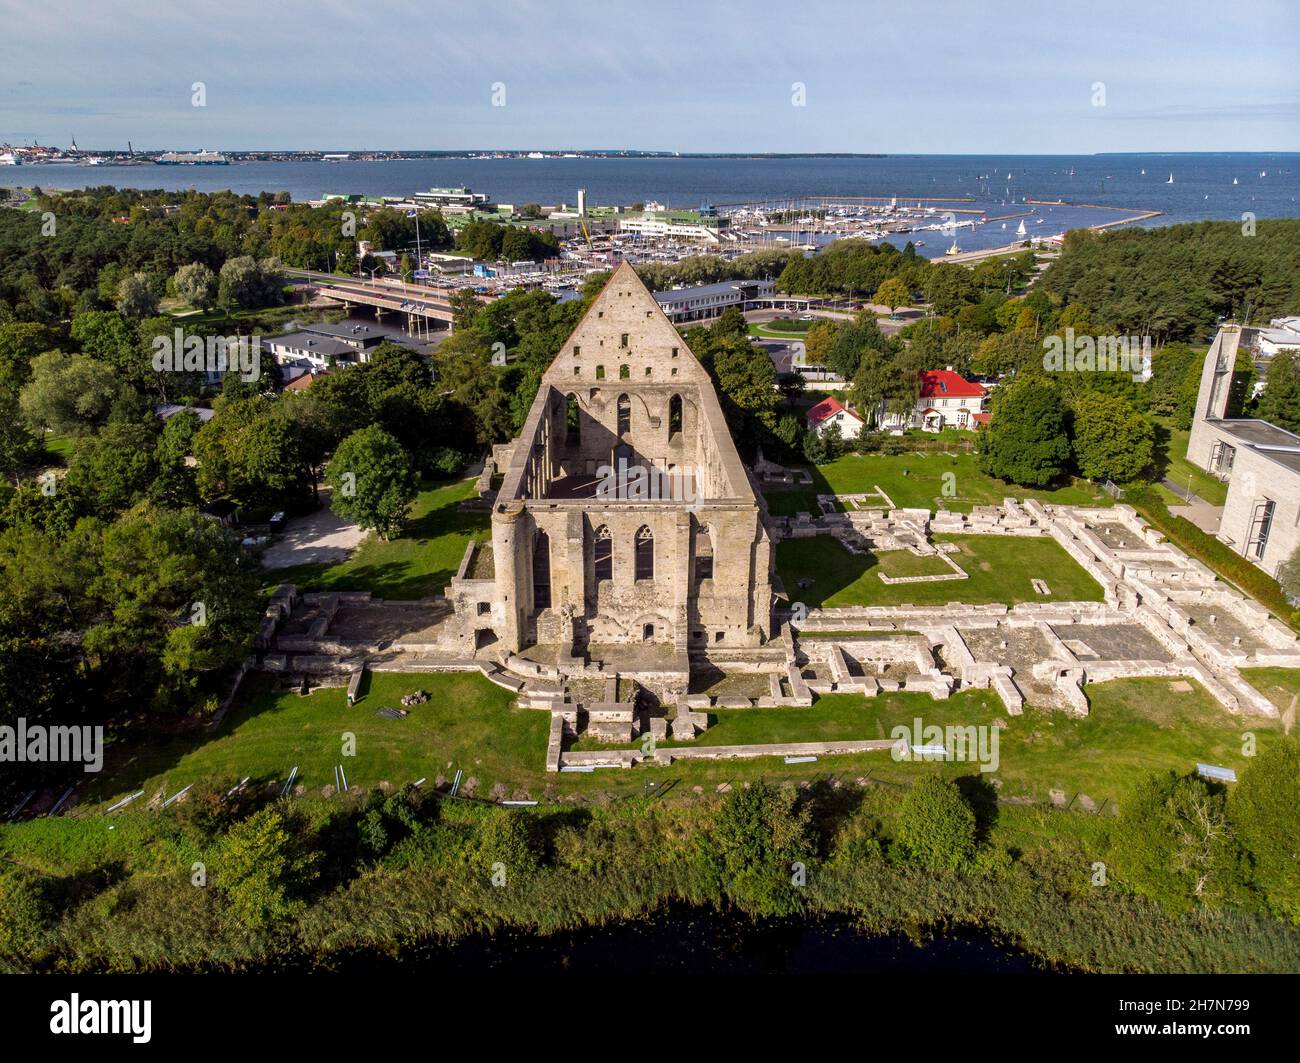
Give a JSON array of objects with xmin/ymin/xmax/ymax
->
[
  {"xmin": 261, "ymin": 492, "xmax": 365, "ymax": 569},
  {"xmin": 1162, "ymin": 478, "xmax": 1224, "ymax": 535}
]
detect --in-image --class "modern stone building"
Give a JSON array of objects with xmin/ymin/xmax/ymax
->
[
  {"xmin": 456, "ymin": 262, "xmax": 775, "ymax": 656},
  {"xmin": 1187, "ymin": 325, "xmax": 1300, "ymax": 579}
]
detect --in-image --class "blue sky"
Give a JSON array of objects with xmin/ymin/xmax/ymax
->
[{"xmin": 1, "ymin": 0, "xmax": 1296, "ymax": 152}]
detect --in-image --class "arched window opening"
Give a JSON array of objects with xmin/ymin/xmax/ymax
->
[
  {"xmin": 593, "ymin": 525, "xmax": 612, "ymax": 582},
  {"xmin": 619, "ymin": 363, "xmax": 630, "ymax": 379},
  {"xmin": 617, "ymin": 393, "xmax": 631, "ymax": 436},
  {"xmin": 695, "ymin": 524, "xmax": 714, "ymax": 582},
  {"xmin": 635, "ymin": 526, "xmax": 654, "ymax": 581},
  {"xmin": 566, "ymin": 393, "xmax": 580, "ymax": 442},
  {"xmin": 595, "ymin": 364, "xmax": 605, "ymax": 380},
  {"xmin": 668, "ymin": 394, "xmax": 683, "ymax": 437},
  {"xmin": 532, "ymin": 530, "xmax": 552, "ymax": 610}
]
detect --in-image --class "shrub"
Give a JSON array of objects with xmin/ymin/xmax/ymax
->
[
  {"xmin": 1110, "ymin": 771, "xmax": 1245, "ymax": 914},
  {"xmin": 700, "ymin": 783, "xmax": 814, "ymax": 916},
  {"xmin": 895, "ymin": 775, "xmax": 976, "ymax": 871}
]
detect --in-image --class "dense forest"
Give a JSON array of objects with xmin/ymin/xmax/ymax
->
[{"xmin": 1037, "ymin": 220, "xmax": 1300, "ymax": 343}]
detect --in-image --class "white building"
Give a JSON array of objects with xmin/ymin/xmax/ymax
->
[
  {"xmin": 806, "ymin": 396, "xmax": 866, "ymax": 440},
  {"xmin": 620, "ymin": 211, "xmax": 729, "ymax": 244},
  {"xmin": 652, "ymin": 279, "xmax": 776, "ymax": 323},
  {"xmin": 1256, "ymin": 316, "xmax": 1300, "ymax": 357},
  {"xmin": 878, "ymin": 370, "xmax": 989, "ymax": 432}
]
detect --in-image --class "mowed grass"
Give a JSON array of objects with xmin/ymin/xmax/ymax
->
[
  {"xmin": 567, "ymin": 677, "xmax": 1283, "ymax": 807},
  {"xmin": 1241, "ymin": 668, "xmax": 1300, "ymax": 716},
  {"xmin": 762, "ymin": 450, "xmax": 1112, "ymax": 516},
  {"xmin": 698, "ymin": 677, "xmax": 1284, "ymax": 805},
  {"xmin": 84, "ymin": 671, "xmax": 547, "ymax": 806},
  {"xmin": 41, "ymin": 433, "xmax": 73, "ymax": 466},
  {"xmin": 75, "ymin": 670, "xmax": 1289, "ymax": 817},
  {"xmin": 266, "ymin": 476, "xmax": 488, "ymax": 599},
  {"xmin": 1154, "ymin": 418, "xmax": 1228, "ymax": 506},
  {"xmin": 776, "ymin": 533, "xmax": 1104, "ymax": 608}
]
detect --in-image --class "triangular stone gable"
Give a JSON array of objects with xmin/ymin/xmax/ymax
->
[{"xmin": 542, "ymin": 261, "xmax": 711, "ymax": 386}]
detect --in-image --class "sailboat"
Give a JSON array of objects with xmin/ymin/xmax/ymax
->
[
  {"xmin": 1166, "ymin": 174, "xmax": 1174, "ymax": 184},
  {"xmin": 1260, "ymin": 170, "xmax": 1267, "ymax": 178},
  {"xmin": 1016, "ymin": 219, "xmax": 1027, "ymax": 236},
  {"xmin": 946, "ymin": 239, "xmax": 961, "ymax": 256},
  {"xmin": 1001, "ymin": 223, "xmax": 1007, "ymax": 230},
  {"xmin": 1233, "ymin": 177, "xmax": 1238, "ymax": 185},
  {"xmin": 1140, "ymin": 168, "xmax": 1146, "ymax": 175}
]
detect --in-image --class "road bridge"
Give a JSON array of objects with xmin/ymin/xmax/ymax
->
[{"xmin": 286, "ymin": 268, "xmax": 467, "ymax": 335}]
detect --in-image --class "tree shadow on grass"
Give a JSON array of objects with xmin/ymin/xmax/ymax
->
[
  {"xmin": 1149, "ymin": 421, "xmax": 1176, "ymax": 482},
  {"xmin": 955, "ymin": 773, "xmax": 1000, "ymax": 848}
]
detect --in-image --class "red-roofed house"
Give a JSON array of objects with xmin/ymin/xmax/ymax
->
[
  {"xmin": 806, "ymin": 395, "xmax": 866, "ymax": 440},
  {"xmin": 879, "ymin": 370, "xmax": 989, "ymax": 432}
]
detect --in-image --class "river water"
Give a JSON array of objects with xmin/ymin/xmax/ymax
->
[{"xmin": 314, "ymin": 909, "xmax": 1049, "ymax": 975}]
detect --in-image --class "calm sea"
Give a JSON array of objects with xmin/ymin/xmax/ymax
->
[{"xmin": 5, "ymin": 153, "xmax": 1297, "ymax": 256}]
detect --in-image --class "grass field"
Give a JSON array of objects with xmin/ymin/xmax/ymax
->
[
  {"xmin": 265, "ymin": 477, "xmax": 488, "ymax": 599},
  {"xmin": 40, "ymin": 433, "xmax": 74, "ymax": 466},
  {"xmin": 748, "ymin": 317, "xmax": 813, "ymax": 338},
  {"xmin": 75, "ymin": 662, "xmax": 1289, "ymax": 815},
  {"xmin": 1153, "ymin": 419, "xmax": 1228, "ymax": 506},
  {"xmin": 1240, "ymin": 668, "xmax": 1300, "ymax": 716},
  {"xmin": 762, "ymin": 450, "xmax": 1112, "ymax": 516},
  {"xmin": 84, "ymin": 671, "xmax": 545, "ymax": 805},
  {"xmin": 776, "ymin": 533, "xmax": 1105, "ymax": 608}
]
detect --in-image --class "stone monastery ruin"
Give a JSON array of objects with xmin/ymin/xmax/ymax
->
[{"xmin": 256, "ymin": 269, "xmax": 1300, "ymax": 773}]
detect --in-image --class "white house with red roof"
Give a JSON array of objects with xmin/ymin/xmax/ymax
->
[
  {"xmin": 879, "ymin": 370, "xmax": 989, "ymax": 432},
  {"xmin": 806, "ymin": 395, "xmax": 866, "ymax": 440}
]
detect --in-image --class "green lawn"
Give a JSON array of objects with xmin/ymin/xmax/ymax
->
[
  {"xmin": 84, "ymin": 670, "xmax": 546, "ymax": 806},
  {"xmin": 266, "ymin": 477, "xmax": 489, "ymax": 599},
  {"xmin": 749, "ymin": 317, "xmax": 812, "ymax": 338},
  {"xmin": 763, "ymin": 450, "xmax": 1111, "ymax": 516},
  {"xmin": 77, "ymin": 665, "xmax": 1288, "ymax": 815},
  {"xmin": 1241, "ymin": 668, "xmax": 1300, "ymax": 716},
  {"xmin": 703, "ymin": 678, "xmax": 1279, "ymax": 806},
  {"xmin": 563, "ymin": 676, "xmax": 1282, "ymax": 806},
  {"xmin": 1153, "ymin": 418, "xmax": 1228, "ymax": 506},
  {"xmin": 777, "ymin": 533, "xmax": 1105, "ymax": 608},
  {"xmin": 41, "ymin": 433, "xmax": 73, "ymax": 466}
]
